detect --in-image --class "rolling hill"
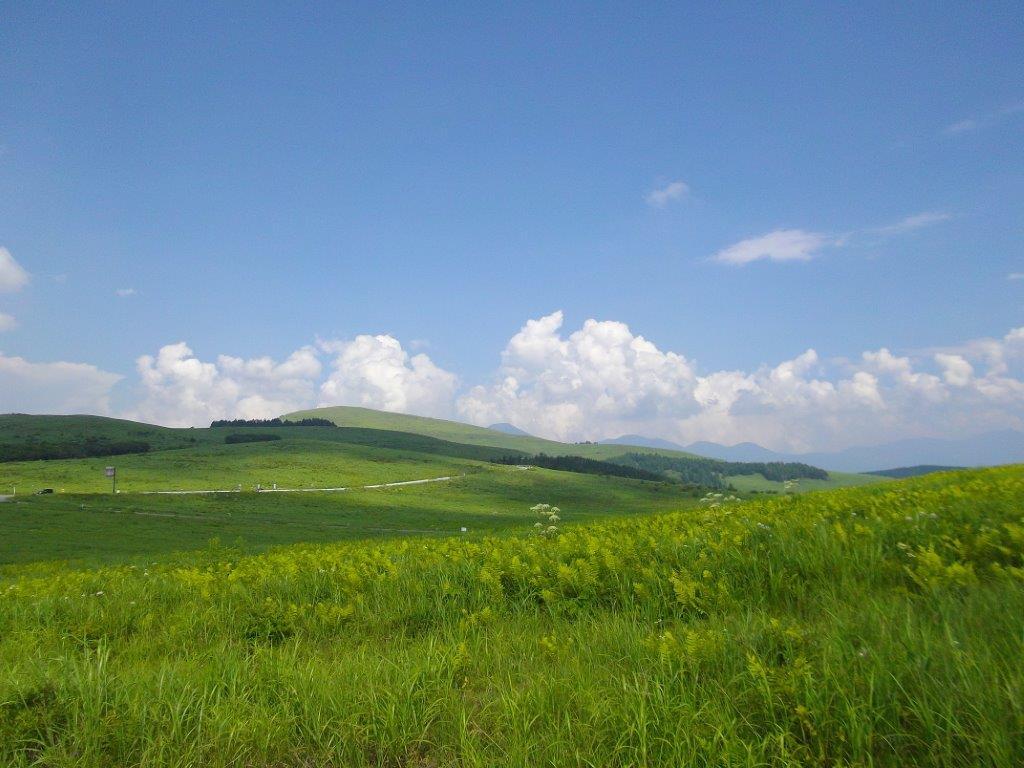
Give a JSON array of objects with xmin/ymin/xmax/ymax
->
[
  {"xmin": 285, "ymin": 406, "xmax": 620, "ymax": 456},
  {"xmin": 284, "ymin": 406, "xmax": 882, "ymax": 491},
  {"xmin": 0, "ymin": 408, "xmax": 883, "ymax": 513}
]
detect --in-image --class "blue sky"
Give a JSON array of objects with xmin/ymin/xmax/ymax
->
[{"xmin": 1, "ymin": 3, "xmax": 1023, "ymax": 450}]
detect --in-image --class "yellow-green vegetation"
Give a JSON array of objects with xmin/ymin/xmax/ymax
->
[
  {"xmin": 2, "ymin": 467, "xmax": 1021, "ymax": 766},
  {"xmin": 726, "ymin": 469, "xmax": 889, "ymax": 494}
]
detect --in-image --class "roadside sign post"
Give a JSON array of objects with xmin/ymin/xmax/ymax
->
[{"xmin": 105, "ymin": 466, "xmax": 116, "ymax": 494}]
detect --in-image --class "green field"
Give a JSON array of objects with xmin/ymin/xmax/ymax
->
[
  {"xmin": 1, "ymin": 466, "xmax": 1021, "ymax": 766},
  {"xmin": 0, "ymin": 439, "xmax": 479, "ymax": 494},
  {"xmin": 0, "ymin": 467, "xmax": 688, "ymax": 567}
]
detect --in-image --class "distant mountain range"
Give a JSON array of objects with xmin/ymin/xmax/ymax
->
[
  {"xmin": 601, "ymin": 434, "xmax": 693, "ymax": 452},
  {"xmin": 601, "ymin": 429, "xmax": 1024, "ymax": 473},
  {"xmin": 864, "ymin": 466, "xmax": 964, "ymax": 479},
  {"xmin": 487, "ymin": 422, "xmax": 533, "ymax": 437}
]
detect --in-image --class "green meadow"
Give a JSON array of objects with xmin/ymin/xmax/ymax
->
[
  {"xmin": 10, "ymin": 410, "xmax": 994, "ymax": 767},
  {"xmin": 0, "ymin": 439, "xmax": 475, "ymax": 494},
  {"xmin": 0, "ymin": 467, "xmax": 688, "ymax": 567},
  {"xmin": 1, "ymin": 466, "xmax": 1021, "ymax": 766}
]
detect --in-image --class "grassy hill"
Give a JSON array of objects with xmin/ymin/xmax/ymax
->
[
  {"xmin": 285, "ymin": 406, "xmax": 884, "ymax": 489},
  {"xmin": 0, "ymin": 410, "xmax": 884, "ymax": 497},
  {"xmin": 1, "ymin": 467, "xmax": 1020, "ymax": 765},
  {"xmin": 284, "ymin": 406, "xmax": 708, "ymax": 460},
  {"xmin": 285, "ymin": 405, "xmax": 625, "ymax": 456},
  {"xmin": 0, "ymin": 414, "xmax": 210, "ymax": 458}
]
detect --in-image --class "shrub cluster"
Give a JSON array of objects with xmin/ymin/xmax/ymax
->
[
  {"xmin": 0, "ymin": 439, "xmax": 151, "ymax": 463},
  {"xmin": 224, "ymin": 433, "xmax": 283, "ymax": 445},
  {"xmin": 210, "ymin": 418, "xmax": 336, "ymax": 428}
]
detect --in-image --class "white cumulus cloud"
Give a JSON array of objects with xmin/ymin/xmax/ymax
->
[
  {"xmin": 458, "ymin": 312, "xmax": 1024, "ymax": 452},
  {"xmin": 127, "ymin": 343, "xmax": 322, "ymax": 427},
  {"xmin": 110, "ymin": 334, "xmax": 458, "ymax": 427},
  {"xmin": 0, "ymin": 248, "xmax": 30, "ymax": 292},
  {"xmin": 319, "ymin": 335, "xmax": 458, "ymax": 418},
  {"xmin": 458, "ymin": 311, "xmax": 698, "ymax": 441},
  {"xmin": 935, "ymin": 353, "xmax": 974, "ymax": 387},
  {"xmin": 9, "ymin": 315, "xmax": 1024, "ymax": 453},
  {"xmin": 0, "ymin": 352, "xmax": 121, "ymax": 414}
]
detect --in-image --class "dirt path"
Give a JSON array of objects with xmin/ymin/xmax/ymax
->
[{"xmin": 138, "ymin": 474, "xmax": 458, "ymax": 496}]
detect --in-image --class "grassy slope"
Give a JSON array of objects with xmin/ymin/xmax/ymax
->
[
  {"xmin": 2, "ymin": 412, "xmax": 884, "ymax": 491},
  {"xmin": 0, "ymin": 438, "xmax": 482, "ymax": 494},
  {"xmin": 289, "ymin": 406, "xmax": 885, "ymax": 488},
  {"xmin": 0, "ymin": 468, "xmax": 689, "ymax": 567},
  {"xmin": 1, "ymin": 467, "xmax": 1021, "ymax": 766},
  {"xmin": 285, "ymin": 405, "xmax": 712, "ymax": 461},
  {"xmin": 285, "ymin": 405, "xmax": 577, "ymax": 453},
  {"xmin": 0, "ymin": 414, "xmax": 212, "ymax": 451}
]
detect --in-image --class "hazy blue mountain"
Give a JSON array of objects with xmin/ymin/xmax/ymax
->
[
  {"xmin": 865, "ymin": 466, "xmax": 964, "ymax": 479},
  {"xmin": 488, "ymin": 422, "xmax": 533, "ymax": 437},
  {"xmin": 683, "ymin": 441, "xmax": 782, "ymax": 463},
  {"xmin": 677, "ymin": 430, "xmax": 1024, "ymax": 473},
  {"xmin": 600, "ymin": 434, "xmax": 689, "ymax": 451}
]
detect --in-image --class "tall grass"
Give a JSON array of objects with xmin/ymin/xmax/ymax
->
[{"xmin": 2, "ymin": 467, "xmax": 1022, "ymax": 766}]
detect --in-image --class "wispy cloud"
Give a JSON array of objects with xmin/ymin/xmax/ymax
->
[
  {"xmin": 115, "ymin": 288, "xmax": 137, "ymax": 297},
  {"xmin": 871, "ymin": 211, "xmax": 950, "ymax": 236},
  {"xmin": 0, "ymin": 312, "xmax": 16, "ymax": 332},
  {"xmin": 711, "ymin": 210, "xmax": 950, "ymax": 267},
  {"xmin": 0, "ymin": 248, "xmax": 30, "ymax": 292},
  {"xmin": 1008, "ymin": 273, "xmax": 1024, "ymax": 281},
  {"xmin": 944, "ymin": 118, "xmax": 979, "ymax": 136},
  {"xmin": 711, "ymin": 229, "xmax": 833, "ymax": 266},
  {"xmin": 646, "ymin": 180, "xmax": 690, "ymax": 208},
  {"xmin": 944, "ymin": 100, "xmax": 1024, "ymax": 136}
]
